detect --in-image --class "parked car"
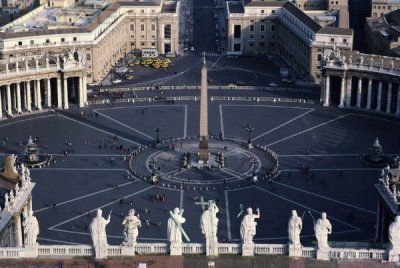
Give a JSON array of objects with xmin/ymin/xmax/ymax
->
[
  {"xmin": 268, "ymin": 82, "xmax": 278, "ymax": 87},
  {"xmin": 112, "ymin": 79, "xmax": 122, "ymax": 84}
]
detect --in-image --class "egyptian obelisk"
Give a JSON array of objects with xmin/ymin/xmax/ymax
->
[{"xmin": 199, "ymin": 53, "xmax": 209, "ymax": 162}]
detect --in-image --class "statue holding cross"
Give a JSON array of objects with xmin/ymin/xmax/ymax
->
[
  {"xmin": 167, "ymin": 207, "xmax": 188, "ymax": 255},
  {"xmin": 197, "ymin": 199, "xmax": 219, "ymax": 257}
]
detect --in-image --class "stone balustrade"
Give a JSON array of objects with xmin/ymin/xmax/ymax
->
[{"xmin": 0, "ymin": 243, "xmax": 393, "ymax": 262}]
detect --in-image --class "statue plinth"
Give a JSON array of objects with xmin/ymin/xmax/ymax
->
[
  {"xmin": 206, "ymin": 240, "xmax": 218, "ymax": 257},
  {"xmin": 389, "ymin": 249, "xmax": 400, "ymax": 262},
  {"xmin": 242, "ymin": 243, "xmax": 254, "ymax": 256},
  {"xmin": 94, "ymin": 245, "xmax": 108, "ymax": 259},
  {"xmin": 199, "ymin": 138, "xmax": 209, "ymax": 162},
  {"xmin": 170, "ymin": 241, "xmax": 183, "ymax": 256},
  {"xmin": 23, "ymin": 245, "xmax": 39, "ymax": 258},
  {"xmin": 316, "ymin": 247, "xmax": 330, "ymax": 261},
  {"xmin": 121, "ymin": 244, "xmax": 135, "ymax": 256},
  {"xmin": 288, "ymin": 243, "xmax": 302, "ymax": 257}
]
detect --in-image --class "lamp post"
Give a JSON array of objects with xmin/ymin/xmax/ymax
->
[
  {"xmin": 245, "ymin": 124, "xmax": 254, "ymax": 149},
  {"xmin": 154, "ymin": 125, "xmax": 162, "ymax": 144}
]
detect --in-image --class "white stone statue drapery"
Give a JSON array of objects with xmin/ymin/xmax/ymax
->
[
  {"xmin": 90, "ymin": 209, "xmax": 111, "ymax": 258},
  {"xmin": 288, "ymin": 210, "xmax": 302, "ymax": 246},
  {"xmin": 240, "ymin": 208, "xmax": 260, "ymax": 245},
  {"xmin": 200, "ymin": 201, "xmax": 219, "ymax": 256},
  {"xmin": 314, "ymin": 212, "xmax": 332, "ymax": 250},
  {"xmin": 167, "ymin": 207, "xmax": 186, "ymax": 243},
  {"xmin": 22, "ymin": 209, "xmax": 39, "ymax": 246},
  {"xmin": 122, "ymin": 209, "xmax": 141, "ymax": 246},
  {"xmin": 389, "ymin": 216, "xmax": 400, "ymax": 251}
]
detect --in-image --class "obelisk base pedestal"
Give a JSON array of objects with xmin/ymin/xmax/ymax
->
[{"xmin": 199, "ymin": 139, "xmax": 209, "ymax": 163}]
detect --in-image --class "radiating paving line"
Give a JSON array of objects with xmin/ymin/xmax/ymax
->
[
  {"xmin": 265, "ymin": 113, "xmax": 351, "ymax": 147},
  {"xmin": 0, "ymin": 114, "xmax": 54, "ymax": 128},
  {"xmin": 252, "ymin": 109, "xmax": 314, "ymax": 141},
  {"xmin": 271, "ymin": 181, "xmax": 376, "ymax": 214},
  {"xmin": 58, "ymin": 114, "xmax": 143, "ymax": 146},
  {"xmin": 219, "ymin": 105, "xmax": 225, "ymax": 138},
  {"xmin": 34, "ymin": 180, "xmax": 134, "ymax": 213},
  {"xmin": 225, "ymin": 190, "xmax": 232, "ymax": 241},
  {"xmin": 183, "ymin": 105, "xmax": 188, "ymax": 138},
  {"xmin": 48, "ymin": 186, "xmax": 154, "ymax": 229},
  {"xmin": 38, "ymin": 237, "xmax": 81, "ymax": 245},
  {"xmin": 253, "ymin": 186, "xmax": 361, "ymax": 231},
  {"xmin": 31, "ymin": 168, "xmax": 128, "ymax": 171},
  {"xmin": 279, "ymin": 153, "xmax": 400, "ymax": 157},
  {"xmin": 94, "ymin": 110, "xmax": 155, "ymax": 140}
]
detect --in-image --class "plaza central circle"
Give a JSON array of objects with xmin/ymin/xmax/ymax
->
[{"xmin": 129, "ymin": 138, "xmax": 278, "ymax": 187}]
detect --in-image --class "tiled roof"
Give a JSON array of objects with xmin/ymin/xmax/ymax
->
[
  {"xmin": 318, "ymin": 26, "xmax": 353, "ymax": 36},
  {"xmin": 282, "ymin": 1, "xmax": 322, "ymax": 32}
]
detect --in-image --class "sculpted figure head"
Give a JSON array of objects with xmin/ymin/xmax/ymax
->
[
  {"xmin": 292, "ymin": 210, "xmax": 298, "ymax": 217},
  {"xmin": 321, "ymin": 212, "xmax": 327, "ymax": 220},
  {"xmin": 97, "ymin": 209, "xmax": 102, "ymax": 217},
  {"xmin": 247, "ymin": 208, "xmax": 253, "ymax": 215},
  {"xmin": 396, "ymin": 215, "xmax": 400, "ymax": 223},
  {"xmin": 129, "ymin": 209, "xmax": 135, "ymax": 216},
  {"xmin": 173, "ymin": 207, "xmax": 180, "ymax": 214}
]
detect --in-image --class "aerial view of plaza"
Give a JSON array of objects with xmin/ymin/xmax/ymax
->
[{"xmin": 0, "ymin": 0, "xmax": 400, "ymax": 267}]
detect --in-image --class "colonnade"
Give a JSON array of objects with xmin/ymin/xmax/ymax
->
[
  {"xmin": 322, "ymin": 74, "xmax": 400, "ymax": 115},
  {"xmin": 0, "ymin": 75, "xmax": 87, "ymax": 118}
]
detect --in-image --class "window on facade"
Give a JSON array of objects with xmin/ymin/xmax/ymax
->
[
  {"xmin": 164, "ymin": 24, "xmax": 171, "ymax": 39},
  {"xmin": 271, "ymin": 25, "xmax": 275, "ymax": 32},
  {"xmin": 130, "ymin": 24, "xmax": 134, "ymax": 31},
  {"xmin": 141, "ymin": 9, "xmax": 144, "ymax": 13},
  {"xmin": 249, "ymin": 42, "xmax": 254, "ymax": 47},
  {"xmin": 330, "ymin": 38, "xmax": 334, "ymax": 42},
  {"xmin": 151, "ymin": 42, "xmax": 156, "ymax": 46},
  {"xmin": 234, "ymin": 25, "xmax": 241, "ymax": 38},
  {"xmin": 61, "ymin": 38, "xmax": 65, "ymax": 42},
  {"xmin": 73, "ymin": 37, "xmax": 77, "ymax": 42},
  {"xmin": 250, "ymin": 25, "xmax": 254, "ymax": 32},
  {"xmin": 30, "ymin": 40, "xmax": 34, "ymax": 45},
  {"xmin": 131, "ymin": 35, "xmax": 135, "ymax": 39},
  {"xmin": 250, "ymin": 34, "xmax": 254, "ymax": 39},
  {"xmin": 260, "ymin": 24, "xmax": 265, "ymax": 32},
  {"xmin": 343, "ymin": 38, "xmax": 347, "ymax": 43},
  {"xmin": 317, "ymin": 54, "xmax": 322, "ymax": 61},
  {"xmin": 46, "ymin": 39, "xmax": 50, "ymax": 43},
  {"xmin": 86, "ymin": 53, "xmax": 91, "ymax": 60},
  {"xmin": 259, "ymin": 42, "xmax": 265, "ymax": 47},
  {"xmin": 141, "ymin": 24, "xmax": 145, "ymax": 31},
  {"xmin": 18, "ymin": 41, "xmax": 22, "ymax": 46},
  {"xmin": 151, "ymin": 24, "xmax": 156, "ymax": 31},
  {"xmin": 233, "ymin": 43, "xmax": 241, "ymax": 51},
  {"xmin": 261, "ymin": 10, "xmax": 264, "ymax": 13},
  {"xmin": 141, "ymin": 42, "xmax": 146, "ymax": 46}
]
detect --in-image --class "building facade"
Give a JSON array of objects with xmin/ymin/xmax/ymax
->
[
  {"xmin": 320, "ymin": 49, "xmax": 400, "ymax": 117},
  {"xmin": 0, "ymin": 0, "xmax": 180, "ymax": 83},
  {"xmin": 226, "ymin": 1, "xmax": 353, "ymax": 82},
  {"xmin": 371, "ymin": 0, "xmax": 400, "ymax": 18}
]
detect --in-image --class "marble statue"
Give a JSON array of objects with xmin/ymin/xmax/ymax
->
[
  {"xmin": 3, "ymin": 193, "xmax": 9, "ymax": 211},
  {"xmin": 288, "ymin": 210, "xmax": 303, "ymax": 246},
  {"xmin": 391, "ymin": 60, "xmax": 395, "ymax": 70},
  {"xmin": 389, "ymin": 216, "xmax": 400, "ymax": 251},
  {"xmin": 56, "ymin": 57, "xmax": 60, "ymax": 68},
  {"xmin": 68, "ymin": 50, "xmax": 74, "ymax": 62},
  {"xmin": 25, "ymin": 59, "xmax": 29, "ymax": 70},
  {"xmin": 370, "ymin": 57, "xmax": 374, "ymax": 68},
  {"xmin": 122, "ymin": 209, "xmax": 141, "ymax": 246},
  {"xmin": 15, "ymin": 184, "xmax": 19, "ymax": 195},
  {"xmin": 314, "ymin": 212, "xmax": 332, "ymax": 250},
  {"xmin": 200, "ymin": 201, "xmax": 219, "ymax": 256},
  {"xmin": 90, "ymin": 209, "xmax": 111, "ymax": 258},
  {"xmin": 360, "ymin": 55, "xmax": 364, "ymax": 65},
  {"xmin": 15, "ymin": 61, "xmax": 19, "ymax": 72},
  {"xmin": 1, "ymin": 154, "xmax": 19, "ymax": 181},
  {"xmin": 22, "ymin": 209, "xmax": 39, "ymax": 246},
  {"xmin": 167, "ymin": 207, "xmax": 186, "ymax": 243},
  {"xmin": 45, "ymin": 56, "xmax": 49, "ymax": 67},
  {"xmin": 240, "ymin": 207, "xmax": 260, "ymax": 245}
]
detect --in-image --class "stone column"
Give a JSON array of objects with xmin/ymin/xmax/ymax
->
[
  {"xmin": 6, "ymin": 84, "xmax": 12, "ymax": 115},
  {"xmin": 376, "ymin": 81, "xmax": 382, "ymax": 111},
  {"xmin": 36, "ymin": 80, "xmax": 42, "ymax": 110},
  {"xmin": 396, "ymin": 85, "xmax": 400, "ymax": 115},
  {"xmin": 386, "ymin": 82, "xmax": 393, "ymax": 113},
  {"xmin": 345, "ymin": 76, "xmax": 352, "ymax": 107},
  {"xmin": 14, "ymin": 214, "xmax": 22, "ymax": 247},
  {"xmin": 57, "ymin": 77, "xmax": 62, "ymax": 109},
  {"xmin": 63, "ymin": 77, "xmax": 69, "ymax": 109},
  {"xmin": 79, "ymin": 76, "xmax": 84, "ymax": 108},
  {"xmin": 23, "ymin": 84, "xmax": 27, "ymax": 110},
  {"xmin": 33, "ymin": 80, "xmax": 38, "ymax": 108},
  {"xmin": 356, "ymin": 77, "xmax": 362, "ymax": 108},
  {"xmin": 46, "ymin": 78, "xmax": 51, "ymax": 108},
  {"xmin": 26, "ymin": 81, "xmax": 32, "ymax": 112},
  {"xmin": 323, "ymin": 75, "xmax": 330, "ymax": 106},
  {"xmin": 339, "ymin": 76, "xmax": 346, "ymax": 108},
  {"xmin": 16, "ymin": 82, "xmax": 21, "ymax": 113},
  {"xmin": 12, "ymin": 86, "xmax": 16, "ymax": 111},
  {"xmin": 82, "ymin": 75, "xmax": 87, "ymax": 104},
  {"xmin": 367, "ymin": 79, "xmax": 372, "ymax": 109}
]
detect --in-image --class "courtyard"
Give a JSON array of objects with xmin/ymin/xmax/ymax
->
[{"xmin": 0, "ymin": 94, "xmax": 398, "ymax": 247}]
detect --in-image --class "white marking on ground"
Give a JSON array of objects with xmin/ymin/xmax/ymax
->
[
  {"xmin": 183, "ymin": 105, "xmax": 188, "ymax": 138},
  {"xmin": 180, "ymin": 190, "xmax": 184, "ymax": 210},
  {"xmin": 219, "ymin": 105, "xmax": 224, "ymax": 139},
  {"xmin": 95, "ymin": 104, "xmax": 186, "ymax": 112},
  {"xmin": 37, "ymin": 237, "xmax": 81, "ymax": 245},
  {"xmin": 225, "ymin": 190, "xmax": 232, "ymax": 241},
  {"xmin": 272, "ymin": 181, "xmax": 376, "ymax": 214},
  {"xmin": 265, "ymin": 113, "xmax": 351, "ymax": 147},
  {"xmin": 48, "ymin": 186, "xmax": 154, "ymax": 229},
  {"xmin": 220, "ymin": 104, "xmax": 312, "ymax": 110},
  {"xmin": 34, "ymin": 181, "xmax": 134, "ymax": 213},
  {"xmin": 252, "ymin": 109, "xmax": 314, "ymax": 141},
  {"xmin": 93, "ymin": 110, "xmax": 155, "ymax": 140},
  {"xmin": 58, "ymin": 114, "xmax": 143, "ymax": 146},
  {"xmin": 280, "ymin": 168, "xmax": 378, "ymax": 172},
  {"xmin": 31, "ymin": 168, "xmax": 128, "ymax": 171},
  {"xmin": 0, "ymin": 114, "xmax": 54, "ymax": 128},
  {"xmin": 253, "ymin": 186, "xmax": 361, "ymax": 231}
]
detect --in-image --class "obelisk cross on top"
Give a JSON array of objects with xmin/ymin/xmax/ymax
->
[{"xmin": 199, "ymin": 52, "xmax": 209, "ymax": 163}]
